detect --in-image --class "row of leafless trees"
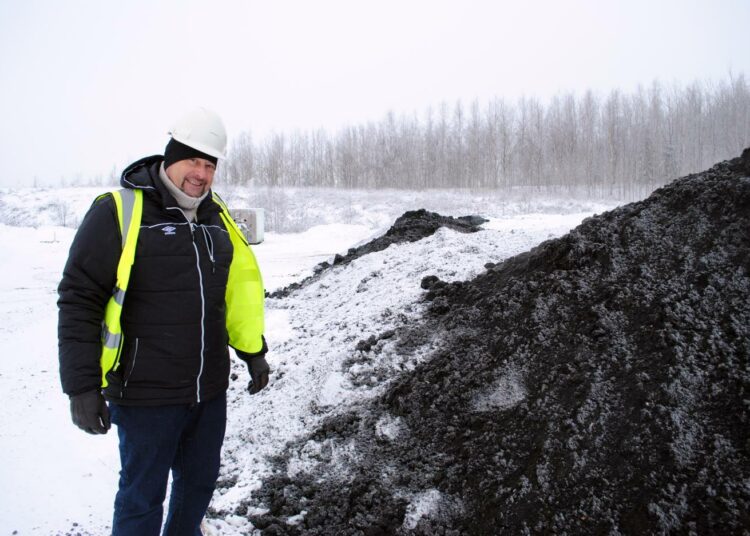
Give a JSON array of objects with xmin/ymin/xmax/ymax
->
[{"xmin": 223, "ymin": 75, "xmax": 750, "ymax": 198}]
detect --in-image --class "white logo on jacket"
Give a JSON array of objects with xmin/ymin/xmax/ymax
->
[{"xmin": 162, "ymin": 226, "xmax": 177, "ymax": 236}]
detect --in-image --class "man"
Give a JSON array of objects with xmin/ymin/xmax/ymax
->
[{"xmin": 58, "ymin": 107, "xmax": 269, "ymax": 535}]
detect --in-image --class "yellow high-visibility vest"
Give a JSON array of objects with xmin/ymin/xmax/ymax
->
[{"xmin": 99, "ymin": 189, "xmax": 265, "ymax": 387}]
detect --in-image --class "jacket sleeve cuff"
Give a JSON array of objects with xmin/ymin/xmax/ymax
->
[
  {"xmin": 235, "ymin": 335, "xmax": 268, "ymax": 362},
  {"xmin": 67, "ymin": 386, "xmax": 102, "ymax": 398}
]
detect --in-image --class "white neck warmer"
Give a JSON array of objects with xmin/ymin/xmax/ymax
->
[{"xmin": 159, "ymin": 162, "xmax": 209, "ymax": 222}]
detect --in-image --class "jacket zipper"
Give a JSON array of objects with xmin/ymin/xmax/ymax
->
[{"xmin": 189, "ymin": 221, "xmax": 207, "ymax": 404}]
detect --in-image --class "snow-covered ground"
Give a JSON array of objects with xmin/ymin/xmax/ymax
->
[{"xmin": 0, "ymin": 186, "xmax": 620, "ymax": 535}]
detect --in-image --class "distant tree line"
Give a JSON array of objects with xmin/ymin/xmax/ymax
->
[{"xmin": 223, "ymin": 75, "xmax": 750, "ymax": 198}]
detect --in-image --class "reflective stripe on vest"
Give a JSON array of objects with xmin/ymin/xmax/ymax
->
[{"xmin": 100, "ymin": 189, "xmax": 143, "ymax": 387}]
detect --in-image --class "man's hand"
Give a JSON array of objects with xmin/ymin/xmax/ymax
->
[
  {"xmin": 70, "ymin": 390, "xmax": 111, "ymax": 434},
  {"xmin": 246, "ymin": 356, "xmax": 270, "ymax": 394},
  {"xmin": 237, "ymin": 337, "xmax": 270, "ymax": 395}
]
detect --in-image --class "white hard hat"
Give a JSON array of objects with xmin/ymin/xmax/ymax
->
[{"xmin": 168, "ymin": 107, "xmax": 227, "ymax": 159}]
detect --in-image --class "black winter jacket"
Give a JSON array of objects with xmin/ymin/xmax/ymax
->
[{"xmin": 58, "ymin": 156, "xmax": 259, "ymax": 405}]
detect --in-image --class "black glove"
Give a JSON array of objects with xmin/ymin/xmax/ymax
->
[
  {"xmin": 70, "ymin": 390, "xmax": 111, "ymax": 435},
  {"xmin": 237, "ymin": 337, "xmax": 270, "ymax": 395},
  {"xmin": 246, "ymin": 355, "xmax": 270, "ymax": 394}
]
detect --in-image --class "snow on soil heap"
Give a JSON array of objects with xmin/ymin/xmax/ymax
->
[
  {"xmin": 269, "ymin": 209, "xmax": 486, "ymax": 298},
  {"xmin": 241, "ymin": 150, "xmax": 750, "ymax": 535},
  {"xmin": 210, "ymin": 205, "xmax": 553, "ymax": 533}
]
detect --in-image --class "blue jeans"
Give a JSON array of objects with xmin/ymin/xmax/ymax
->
[{"xmin": 109, "ymin": 393, "xmax": 227, "ymax": 536}]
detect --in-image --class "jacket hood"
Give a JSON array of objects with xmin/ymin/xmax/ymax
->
[{"xmin": 120, "ymin": 155, "xmax": 163, "ymax": 190}]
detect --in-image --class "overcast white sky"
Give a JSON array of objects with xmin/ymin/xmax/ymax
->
[{"xmin": 0, "ymin": 0, "xmax": 748, "ymax": 187}]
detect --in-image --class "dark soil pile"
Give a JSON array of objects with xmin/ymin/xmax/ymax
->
[
  {"xmin": 269, "ymin": 209, "xmax": 485, "ymax": 298},
  {"xmin": 248, "ymin": 151, "xmax": 750, "ymax": 534}
]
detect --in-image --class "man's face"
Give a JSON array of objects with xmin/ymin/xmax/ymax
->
[{"xmin": 165, "ymin": 158, "xmax": 216, "ymax": 198}]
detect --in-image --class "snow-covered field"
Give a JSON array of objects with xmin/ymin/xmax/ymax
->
[{"xmin": 0, "ymin": 186, "xmax": 620, "ymax": 535}]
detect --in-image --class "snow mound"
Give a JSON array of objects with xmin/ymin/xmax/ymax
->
[
  {"xmin": 241, "ymin": 150, "xmax": 750, "ymax": 534},
  {"xmin": 269, "ymin": 209, "xmax": 486, "ymax": 298}
]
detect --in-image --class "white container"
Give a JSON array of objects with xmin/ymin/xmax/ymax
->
[{"xmin": 229, "ymin": 208, "xmax": 265, "ymax": 244}]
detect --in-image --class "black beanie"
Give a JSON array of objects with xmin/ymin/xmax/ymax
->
[{"xmin": 163, "ymin": 138, "xmax": 219, "ymax": 169}]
